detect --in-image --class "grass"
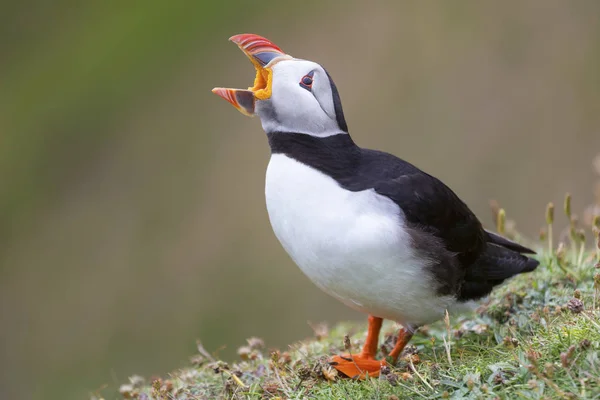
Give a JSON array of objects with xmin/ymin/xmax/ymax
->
[{"xmin": 109, "ymin": 222, "xmax": 600, "ymax": 399}]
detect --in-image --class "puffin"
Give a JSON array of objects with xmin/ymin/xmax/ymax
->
[{"xmin": 212, "ymin": 34, "xmax": 539, "ymax": 379}]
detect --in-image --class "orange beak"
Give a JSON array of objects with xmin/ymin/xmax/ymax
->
[{"xmin": 212, "ymin": 34, "xmax": 291, "ymax": 116}]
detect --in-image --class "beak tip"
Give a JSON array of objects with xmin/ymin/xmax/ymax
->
[
  {"xmin": 211, "ymin": 87, "xmax": 256, "ymax": 117},
  {"xmin": 211, "ymin": 87, "xmax": 229, "ymax": 102},
  {"xmin": 227, "ymin": 33, "xmax": 285, "ymax": 55},
  {"xmin": 229, "ymin": 34, "xmax": 250, "ymax": 46}
]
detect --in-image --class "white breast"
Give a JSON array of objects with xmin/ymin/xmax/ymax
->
[{"xmin": 265, "ymin": 154, "xmax": 456, "ymax": 326}]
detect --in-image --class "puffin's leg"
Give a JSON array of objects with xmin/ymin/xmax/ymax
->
[
  {"xmin": 387, "ymin": 326, "xmax": 415, "ymax": 364},
  {"xmin": 329, "ymin": 315, "xmax": 386, "ymax": 379}
]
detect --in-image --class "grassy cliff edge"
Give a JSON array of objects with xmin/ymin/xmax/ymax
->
[{"xmin": 108, "ymin": 233, "xmax": 600, "ymax": 399}]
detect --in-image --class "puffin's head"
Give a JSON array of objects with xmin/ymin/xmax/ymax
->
[{"xmin": 212, "ymin": 34, "xmax": 348, "ymax": 137}]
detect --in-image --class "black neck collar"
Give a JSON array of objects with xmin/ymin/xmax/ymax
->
[{"xmin": 267, "ymin": 132, "xmax": 361, "ymax": 179}]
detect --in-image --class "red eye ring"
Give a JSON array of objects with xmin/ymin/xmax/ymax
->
[{"xmin": 299, "ymin": 72, "xmax": 315, "ymax": 91}]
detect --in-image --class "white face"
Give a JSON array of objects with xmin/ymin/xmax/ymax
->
[{"xmin": 256, "ymin": 59, "xmax": 347, "ymax": 137}]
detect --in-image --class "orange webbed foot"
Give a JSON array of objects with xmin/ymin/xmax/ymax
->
[{"xmin": 329, "ymin": 353, "xmax": 387, "ymax": 379}]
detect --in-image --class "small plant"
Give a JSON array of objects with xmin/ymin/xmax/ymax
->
[
  {"xmin": 496, "ymin": 208, "xmax": 506, "ymax": 235},
  {"xmin": 546, "ymin": 202, "xmax": 554, "ymax": 254}
]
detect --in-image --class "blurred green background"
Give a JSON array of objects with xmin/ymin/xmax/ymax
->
[{"xmin": 2, "ymin": 1, "xmax": 600, "ymax": 399}]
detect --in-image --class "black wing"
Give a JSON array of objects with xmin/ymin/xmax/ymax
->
[
  {"xmin": 373, "ymin": 170, "xmax": 539, "ymax": 301},
  {"xmin": 374, "ymin": 171, "xmax": 486, "ymax": 265}
]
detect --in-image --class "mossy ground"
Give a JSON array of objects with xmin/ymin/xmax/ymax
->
[{"xmin": 107, "ymin": 242, "xmax": 600, "ymax": 400}]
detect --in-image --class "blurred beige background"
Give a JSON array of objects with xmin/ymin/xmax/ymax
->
[{"xmin": 1, "ymin": 1, "xmax": 600, "ymax": 399}]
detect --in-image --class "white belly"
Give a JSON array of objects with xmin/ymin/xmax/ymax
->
[{"xmin": 265, "ymin": 154, "xmax": 455, "ymax": 325}]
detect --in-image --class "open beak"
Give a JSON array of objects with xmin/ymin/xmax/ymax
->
[{"xmin": 212, "ymin": 34, "xmax": 291, "ymax": 116}]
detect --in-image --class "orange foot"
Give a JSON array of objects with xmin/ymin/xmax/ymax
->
[
  {"xmin": 329, "ymin": 315, "xmax": 416, "ymax": 380},
  {"xmin": 329, "ymin": 353, "xmax": 386, "ymax": 379}
]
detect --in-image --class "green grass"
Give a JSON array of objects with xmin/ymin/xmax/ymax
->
[{"xmin": 109, "ymin": 246, "xmax": 600, "ymax": 400}]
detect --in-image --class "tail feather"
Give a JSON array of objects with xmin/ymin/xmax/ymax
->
[
  {"xmin": 458, "ymin": 234, "xmax": 539, "ymax": 301},
  {"xmin": 465, "ymin": 243, "xmax": 539, "ymax": 281},
  {"xmin": 485, "ymin": 229, "xmax": 536, "ymax": 254}
]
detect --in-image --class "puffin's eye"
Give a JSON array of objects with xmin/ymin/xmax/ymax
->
[{"xmin": 299, "ymin": 71, "xmax": 314, "ymax": 91}]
